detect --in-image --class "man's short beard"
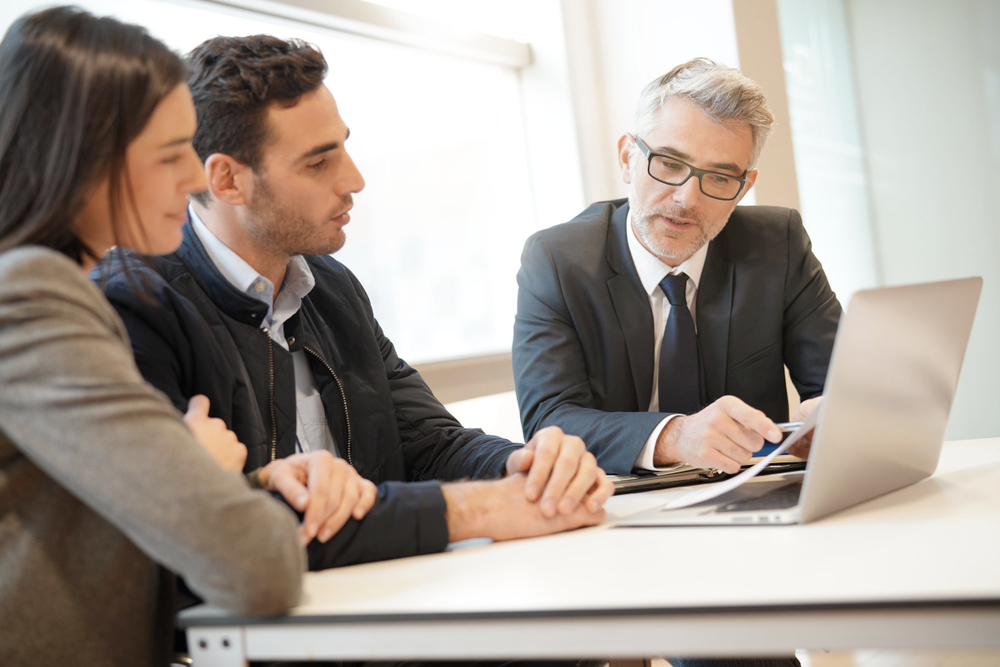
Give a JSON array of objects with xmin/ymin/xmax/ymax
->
[
  {"xmin": 244, "ymin": 172, "xmax": 347, "ymax": 258},
  {"xmin": 628, "ymin": 179, "xmax": 727, "ymax": 262}
]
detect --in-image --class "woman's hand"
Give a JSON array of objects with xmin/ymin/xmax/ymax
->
[{"xmin": 183, "ymin": 394, "xmax": 247, "ymax": 472}]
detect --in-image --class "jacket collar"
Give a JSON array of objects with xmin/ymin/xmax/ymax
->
[
  {"xmin": 604, "ymin": 201, "xmax": 657, "ymax": 410},
  {"xmin": 175, "ymin": 222, "xmax": 270, "ymax": 327},
  {"xmin": 696, "ymin": 223, "xmax": 733, "ymax": 403}
]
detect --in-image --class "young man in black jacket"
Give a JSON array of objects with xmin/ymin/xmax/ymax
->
[{"xmin": 100, "ymin": 34, "xmax": 612, "ymax": 570}]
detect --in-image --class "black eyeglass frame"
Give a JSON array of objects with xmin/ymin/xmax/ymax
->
[{"xmin": 634, "ymin": 135, "xmax": 748, "ymax": 201}]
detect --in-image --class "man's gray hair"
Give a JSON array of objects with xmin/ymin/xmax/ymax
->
[{"xmin": 633, "ymin": 57, "xmax": 775, "ymax": 169}]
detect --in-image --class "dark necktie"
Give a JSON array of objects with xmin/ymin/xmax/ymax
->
[{"xmin": 657, "ymin": 273, "xmax": 700, "ymax": 414}]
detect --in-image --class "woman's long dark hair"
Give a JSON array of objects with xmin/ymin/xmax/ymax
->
[{"xmin": 0, "ymin": 6, "xmax": 186, "ymax": 263}]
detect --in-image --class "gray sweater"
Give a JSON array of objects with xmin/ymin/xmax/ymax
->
[{"xmin": 0, "ymin": 247, "xmax": 305, "ymax": 666}]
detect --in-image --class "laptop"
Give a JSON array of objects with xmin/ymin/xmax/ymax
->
[{"xmin": 616, "ymin": 276, "xmax": 982, "ymax": 527}]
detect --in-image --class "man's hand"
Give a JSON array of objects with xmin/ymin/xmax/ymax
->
[
  {"xmin": 787, "ymin": 396, "xmax": 822, "ymax": 459},
  {"xmin": 654, "ymin": 395, "xmax": 783, "ymax": 473},
  {"xmin": 505, "ymin": 426, "xmax": 614, "ymax": 518},
  {"xmin": 258, "ymin": 451, "xmax": 377, "ymax": 546},
  {"xmin": 183, "ymin": 394, "xmax": 247, "ymax": 472},
  {"xmin": 442, "ymin": 473, "xmax": 606, "ymax": 543}
]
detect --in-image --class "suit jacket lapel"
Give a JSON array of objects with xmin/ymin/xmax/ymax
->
[
  {"xmin": 697, "ymin": 229, "xmax": 733, "ymax": 403},
  {"xmin": 606, "ymin": 203, "xmax": 655, "ymax": 410}
]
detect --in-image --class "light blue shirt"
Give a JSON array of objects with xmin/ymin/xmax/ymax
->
[{"xmin": 190, "ymin": 208, "xmax": 338, "ymax": 456}]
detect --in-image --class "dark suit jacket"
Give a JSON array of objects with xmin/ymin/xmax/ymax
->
[{"xmin": 513, "ymin": 199, "xmax": 842, "ymax": 474}]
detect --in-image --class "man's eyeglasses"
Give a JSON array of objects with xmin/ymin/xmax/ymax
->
[{"xmin": 634, "ymin": 136, "xmax": 747, "ymax": 201}]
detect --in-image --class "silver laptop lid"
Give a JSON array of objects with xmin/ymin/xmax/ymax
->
[{"xmin": 798, "ymin": 277, "xmax": 982, "ymax": 523}]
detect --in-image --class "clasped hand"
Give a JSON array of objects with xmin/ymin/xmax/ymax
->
[
  {"xmin": 257, "ymin": 451, "xmax": 377, "ymax": 546},
  {"xmin": 183, "ymin": 395, "xmax": 376, "ymax": 546},
  {"xmin": 184, "ymin": 397, "xmax": 611, "ymax": 542},
  {"xmin": 505, "ymin": 425, "xmax": 614, "ymax": 518}
]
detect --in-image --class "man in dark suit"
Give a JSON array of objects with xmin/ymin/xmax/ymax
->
[{"xmin": 514, "ymin": 58, "xmax": 841, "ymax": 477}]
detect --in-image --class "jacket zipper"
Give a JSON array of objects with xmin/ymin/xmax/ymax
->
[
  {"xmin": 261, "ymin": 328, "xmax": 277, "ymax": 462},
  {"xmin": 303, "ymin": 345, "xmax": 353, "ymax": 467}
]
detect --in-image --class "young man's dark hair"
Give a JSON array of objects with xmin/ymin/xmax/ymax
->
[{"xmin": 186, "ymin": 35, "xmax": 326, "ymax": 204}]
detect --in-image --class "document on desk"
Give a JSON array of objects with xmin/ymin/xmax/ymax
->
[{"xmin": 661, "ymin": 408, "xmax": 818, "ymax": 510}]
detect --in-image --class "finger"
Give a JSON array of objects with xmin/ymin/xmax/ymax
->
[
  {"xmin": 352, "ymin": 479, "xmax": 378, "ymax": 520},
  {"xmin": 301, "ymin": 453, "xmax": 337, "ymax": 544},
  {"xmin": 505, "ymin": 448, "xmax": 532, "ymax": 476},
  {"xmin": 523, "ymin": 427, "xmax": 564, "ymax": 503},
  {"xmin": 316, "ymin": 503, "xmax": 355, "ymax": 544},
  {"xmin": 184, "ymin": 394, "xmax": 211, "ymax": 420},
  {"xmin": 231, "ymin": 442, "xmax": 248, "ymax": 470},
  {"xmin": 555, "ymin": 451, "xmax": 599, "ymax": 515},
  {"xmin": 698, "ymin": 441, "xmax": 747, "ymax": 474},
  {"xmin": 208, "ymin": 416, "xmax": 233, "ymax": 437},
  {"xmin": 539, "ymin": 436, "xmax": 586, "ymax": 517},
  {"xmin": 318, "ymin": 466, "xmax": 359, "ymax": 542},
  {"xmin": 787, "ymin": 428, "xmax": 815, "ymax": 459},
  {"xmin": 701, "ymin": 424, "xmax": 752, "ymax": 472},
  {"xmin": 720, "ymin": 397, "xmax": 782, "ymax": 444},
  {"xmin": 583, "ymin": 472, "xmax": 615, "ymax": 513},
  {"xmin": 792, "ymin": 396, "xmax": 822, "ymax": 422},
  {"xmin": 267, "ymin": 463, "xmax": 310, "ymax": 512},
  {"xmin": 713, "ymin": 417, "xmax": 765, "ymax": 461}
]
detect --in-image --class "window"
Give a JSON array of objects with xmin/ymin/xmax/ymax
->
[{"xmin": 1, "ymin": 0, "xmax": 543, "ymax": 363}]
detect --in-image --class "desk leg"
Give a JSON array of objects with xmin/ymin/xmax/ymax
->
[
  {"xmin": 610, "ymin": 660, "xmax": 652, "ymax": 667},
  {"xmin": 187, "ymin": 626, "xmax": 247, "ymax": 667}
]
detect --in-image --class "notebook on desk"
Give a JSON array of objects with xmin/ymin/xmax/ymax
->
[
  {"xmin": 609, "ymin": 449, "xmax": 805, "ymax": 495},
  {"xmin": 616, "ymin": 276, "xmax": 982, "ymax": 527}
]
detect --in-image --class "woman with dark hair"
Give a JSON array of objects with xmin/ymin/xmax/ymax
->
[{"xmin": 0, "ymin": 8, "xmax": 305, "ymax": 665}]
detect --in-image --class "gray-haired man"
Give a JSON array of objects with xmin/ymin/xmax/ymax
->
[{"xmin": 514, "ymin": 58, "xmax": 841, "ymax": 479}]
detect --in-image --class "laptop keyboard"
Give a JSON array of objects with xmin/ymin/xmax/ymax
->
[{"xmin": 716, "ymin": 481, "xmax": 803, "ymax": 513}]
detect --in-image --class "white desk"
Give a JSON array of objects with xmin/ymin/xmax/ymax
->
[{"xmin": 181, "ymin": 438, "xmax": 1000, "ymax": 666}]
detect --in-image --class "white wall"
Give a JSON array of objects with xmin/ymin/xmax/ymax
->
[
  {"xmin": 775, "ymin": 0, "xmax": 880, "ymax": 307},
  {"xmin": 845, "ymin": 0, "xmax": 1000, "ymax": 439}
]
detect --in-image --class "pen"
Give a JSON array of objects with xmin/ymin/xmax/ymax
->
[
  {"xmin": 775, "ymin": 421, "xmax": 803, "ymax": 443},
  {"xmin": 776, "ymin": 421, "xmax": 803, "ymax": 433}
]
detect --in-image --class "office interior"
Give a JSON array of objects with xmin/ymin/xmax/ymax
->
[{"xmin": 2, "ymin": 0, "xmax": 996, "ymax": 664}]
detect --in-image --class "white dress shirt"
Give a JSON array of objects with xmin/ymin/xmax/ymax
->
[
  {"xmin": 626, "ymin": 212, "xmax": 709, "ymax": 470},
  {"xmin": 190, "ymin": 209, "xmax": 338, "ymax": 456}
]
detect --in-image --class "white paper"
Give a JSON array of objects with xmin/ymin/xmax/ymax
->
[{"xmin": 660, "ymin": 407, "xmax": 819, "ymax": 510}]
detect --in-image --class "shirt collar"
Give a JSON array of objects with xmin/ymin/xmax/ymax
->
[
  {"xmin": 189, "ymin": 206, "xmax": 315, "ymax": 303},
  {"xmin": 625, "ymin": 210, "xmax": 709, "ymax": 298}
]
